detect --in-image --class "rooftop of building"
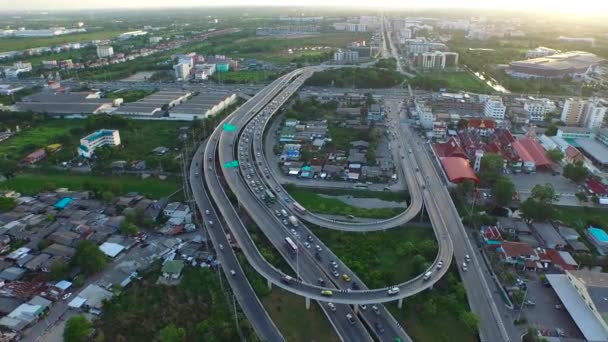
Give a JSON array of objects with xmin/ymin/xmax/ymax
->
[
  {"xmin": 510, "ymin": 51, "xmax": 604, "ymax": 70},
  {"xmin": 439, "ymin": 157, "xmax": 479, "ymax": 184},
  {"xmin": 512, "ymin": 137, "xmax": 552, "ymax": 167},
  {"xmin": 575, "ymin": 138, "xmax": 608, "ymax": 164}
]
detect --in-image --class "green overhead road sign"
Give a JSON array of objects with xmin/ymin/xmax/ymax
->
[
  {"xmin": 223, "ymin": 160, "xmax": 239, "ymax": 169},
  {"xmin": 223, "ymin": 123, "xmax": 237, "ymax": 132}
]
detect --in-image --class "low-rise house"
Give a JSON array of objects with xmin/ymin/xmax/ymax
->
[
  {"xmin": 48, "ymin": 230, "xmax": 80, "ymax": 247},
  {"xmin": 0, "ymin": 267, "xmax": 26, "ymax": 281},
  {"xmin": 23, "ymin": 253, "xmax": 51, "ymax": 272},
  {"xmin": 497, "ymin": 217, "xmax": 532, "ymax": 235},
  {"xmin": 533, "ymin": 222, "xmax": 567, "ymax": 249},
  {"xmin": 68, "ymin": 284, "xmax": 113, "ymax": 314},
  {"xmin": 43, "ymin": 243, "xmax": 76, "ymax": 259},
  {"xmin": 500, "ymin": 241, "xmax": 539, "ymax": 265},
  {"xmin": 586, "ymin": 227, "xmax": 608, "ymax": 255},
  {"xmin": 162, "ymin": 260, "xmax": 185, "ymax": 280}
]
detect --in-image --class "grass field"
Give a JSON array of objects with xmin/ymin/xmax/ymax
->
[
  {"xmin": 237, "ymin": 253, "xmax": 338, "ymax": 342},
  {"xmin": 283, "ymin": 184, "xmax": 408, "ymax": 202},
  {"xmin": 0, "ymin": 173, "xmax": 180, "ymax": 199},
  {"xmin": 0, "ymin": 31, "xmax": 123, "ymax": 52},
  {"xmin": 313, "ymin": 225, "xmax": 478, "ymax": 341},
  {"xmin": 0, "ymin": 118, "xmax": 184, "ymax": 166},
  {"xmin": 409, "ymin": 71, "xmax": 494, "ymax": 94},
  {"xmin": 0, "ymin": 120, "xmax": 80, "ymax": 160},
  {"xmin": 556, "ymin": 206, "xmax": 608, "ymax": 229},
  {"xmin": 286, "ymin": 186, "xmax": 405, "ymax": 219}
]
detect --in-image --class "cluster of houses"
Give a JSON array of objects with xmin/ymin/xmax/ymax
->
[
  {"xmin": 0, "ymin": 189, "xmax": 201, "ymax": 336},
  {"xmin": 482, "ymin": 217, "xmax": 607, "ymax": 273}
]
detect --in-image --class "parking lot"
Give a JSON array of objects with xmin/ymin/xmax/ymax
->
[
  {"xmin": 518, "ymin": 275, "xmax": 583, "ymax": 339},
  {"xmin": 508, "ymin": 171, "xmax": 585, "ymax": 206}
]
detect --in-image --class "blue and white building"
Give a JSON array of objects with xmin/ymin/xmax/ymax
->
[{"xmin": 78, "ymin": 129, "xmax": 121, "ymax": 158}]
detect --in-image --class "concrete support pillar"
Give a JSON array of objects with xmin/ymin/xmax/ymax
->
[
  {"xmin": 354, "ymin": 304, "xmax": 359, "ymax": 314},
  {"xmin": 305, "ymin": 297, "xmax": 311, "ymax": 310},
  {"xmin": 398, "ymin": 297, "xmax": 404, "ymax": 309},
  {"xmin": 267, "ymin": 279, "xmax": 272, "ymax": 290}
]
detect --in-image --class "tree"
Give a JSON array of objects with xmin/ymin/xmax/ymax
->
[
  {"xmin": 73, "ymin": 240, "xmax": 107, "ymax": 276},
  {"xmin": 530, "ymin": 183, "xmax": 559, "ymax": 203},
  {"xmin": 158, "ymin": 324, "xmax": 186, "ymax": 342},
  {"xmin": 546, "ymin": 148, "xmax": 564, "ymax": 162},
  {"xmin": 545, "ymin": 125, "xmax": 558, "ymax": 136},
  {"xmin": 520, "ymin": 197, "xmax": 556, "ymax": 222},
  {"xmin": 64, "ymin": 315, "xmax": 93, "ymax": 342},
  {"xmin": 576, "ymin": 191, "xmax": 588, "ymax": 202},
  {"xmin": 101, "ymin": 191, "xmax": 115, "ymax": 203},
  {"xmin": 119, "ymin": 221, "xmax": 139, "ymax": 236},
  {"xmin": 0, "ymin": 159, "xmax": 17, "ymax": 178},
  {"xmin": 478, "ymin": 153, "xmax": 504, "ymax": 186},
  {"xmin": 492, "ymin": 176, "xmax": 515, "ymax": 207},
  {"xmin": 0, "ymin": 197, "xmax": 16, "ymax": 213},
  {"xmin": 423, "ymin": 298, "xmax": 437, "ymax": 316},
  {"xmin": 459, "ymin": 311, "xmax": 479, "ymax": 333},
  {"xmin": 563, "ymin": 162, "xmax": 589, "ymax": 183},
  {"xmin": 49, "ymin": 260, "xmax": 69, "ymax": 281}
]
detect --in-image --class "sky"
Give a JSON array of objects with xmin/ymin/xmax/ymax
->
[{"xmin": 5, "ymin": 0, "xmax": 608, "ymax": 16}]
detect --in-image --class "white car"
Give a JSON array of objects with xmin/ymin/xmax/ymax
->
[
  {"xmin": 328, "ymin": 302, "xmax": 336, "ymax": 312},
  {"xmin": 437, "ymin": 260, "xmax": 443, "ymax": 269},
  {"xmin": 230, "ymin": 269, "xmax": 236, "ymax": 276}
]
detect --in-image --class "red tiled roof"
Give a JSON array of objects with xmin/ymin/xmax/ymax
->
[
  {"xmin": 501, "ymin": 241, "xmax": 535, "ymax": 258},
  {"xmin": 512, "ymin": 138, "xmax": 552, "ymax": 167},
  {"xmin": 546, "ymin": 249, "xmax": 577, "ymax": 271},
  {"xmin": 482, "ymin": 226, "xmax": 502, "ymax": 241},
  {"xmin": 587, "ymin": 178, "xmax": 608, "ymax": 196},
  {"xmin": 468, "ymin": 118, "xmax": 497, "ymax": 130},
  {"xmin": 433, "ymin": 138, "xmax": 468, "ymax": 159},
  {"xmin": 565, "ymin": 146, "xmax": 584, "ymax": 163},
  {"xmin": 495, "ymin": 129, "xmax": 515, "ymax": 146},
  {"xmin": 440, "ymin": 157, "xmax": 480, "ymax": 183}
]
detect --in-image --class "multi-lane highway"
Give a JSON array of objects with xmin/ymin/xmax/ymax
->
[{"xmin": 190, "ymin": 61, "xmax": 508, "ymax": 342}]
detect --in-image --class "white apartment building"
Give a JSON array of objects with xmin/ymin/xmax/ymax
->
[
  {"xmin": 404, "ymin": 39, "xmax": 447, "ymax": 55},
  {"xmin": 3, "ymin": 62, "xmax": 32, "ymax": 79},
  {"xmin": 414, "ymin": 99, "xmax": 435, "ymax": 129},
  {"xmin": 582, "ymin": 98, "xmax": 607, "ymax": 129},
  {"xmin": 484, "ymin": 97, "xmax": 506, "ymax": 120},
  {"xmin": 96, "ymin": 45, "xmax": 114, "ymax": 58},
  {"xmin": 526, "ymin": 46, "xmax": 559, "ymax": 59},
  {"xmin": 524, "ymin": 98, "xmax": 556, "ymax": 121},
  {"xmin": 416, "ymin": 51, "xmax": 459, "ymax": 69},
  {"xmin": 397, "ymin": 29, "xmax": 412, "ymax": 43},
  {"xmin": 561, "ymin": 98, "xmax": 586, "ymax": 126},
  {"xmin": 78, "ymin": 129, "xmax": 121, "ymax": 158},
  {"xmin": 193, "ymin": 64, "xmax": 216, "ymax": 80},
  {"xmin": 332, "ymin": 23, "xmax": 367, "ymax": 32},
  {"xmin": 333, "ymin": 50, "xmax": 359, "ymax": 64},
  {"xmin": 173, "ymin": 63, "xmax": 191, "ymax": 81}
]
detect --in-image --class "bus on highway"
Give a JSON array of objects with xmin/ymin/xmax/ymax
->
[
  {"xmin": 285, "ymin": 237, "xmax": 298, "ymax": 253},
  {"xmin": 353, "ymin": 183, "xmax": 368, "ymax": 189},
  {"xmin": 292, "ymin": 202, "xmax": 307, "ymax": 214},
  {"xmin": 264, "ymin": 189, "xmax": 276, "ymax": 204}
]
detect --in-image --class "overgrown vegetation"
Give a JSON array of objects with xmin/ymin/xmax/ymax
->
[
  {"xmin": 105, "ymin": 89, "xmax": 154, "ymax": 103},
  {"xmin": 305, "ymin": 67, "xmax": 405, "ymax": 88},
  {"xmin": 409, "ymin": 71, "xmax": 493, "ymax": 94},
  {"xmin": 96, "ymin": 265, "xmax": 258, "ymax": 342}
]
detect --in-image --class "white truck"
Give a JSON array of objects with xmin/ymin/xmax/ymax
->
[{"xmin": 288, "ymin": 215, "xmax": 299, "ymax": 227}]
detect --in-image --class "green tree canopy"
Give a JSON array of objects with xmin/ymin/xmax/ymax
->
[
  {"xmin": 492, "ymin": 176, "xmax": 515, "ymax": 207},
  {"xmin": 158, "ymin": 324, "xmax": 186, "ymax": 342},
  {"xmin": 459, "ymin": 311, "xmax": 480, "ymax": 333},
  {"xmin": 546, "ymin": 149, "xmax": 564, "ymax": 162},
  {"xmin": 119, "ymin": 221, "xmax": 139, "ymax": 236},
  {"xmin": 64, "ymin": 315, "xmax": 93, "ymax": 342},
  {"xmin": 0, "ymin": 197, "xmax": 16, "ymax": 213},
  {"xmin": 73, "ymin": 240, "xmax": 108, "ymax": 276},
  {"xmin": 545, "ymin": 125, "xmax": 558, "ymax": 136},
  {"xmin": 520, "ymin": 197, "xmax": 556, "ymax": 222},
  {"xmin": 530, "ymin": 183, "xmax": 559, "ymax": 203},
  {"xmin": 478, "ymin": 153, "xmax": 504, "ymax": 186},
  {"xmin": 563, "ymin": 162, "xmax": 589, "ymax": 183}
]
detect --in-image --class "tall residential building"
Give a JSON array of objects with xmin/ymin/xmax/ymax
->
[
  {"xmin": 524, "ymin": 98, "xmax": 556, "ymax": 121},
  {"xmin": 561, "ymin": 98, "xmax": 586, "ymax": 126},
  {"xmin": 333, "ymin": 50, "xmax": 359, "ymax": 64},
  {"xmin": 582, "ymin": 98, "xmax": 607, "ymax": 129},
  {"xmin": 415, "ymin": 51, "xmax": 459, "ymax": 69},
  {"xmin": 96, "ymin": 45, "xmax": 114, "ymax": 58},
  {"xmin": 78, "ymin": 129, "xmax": 121, "ymax": 158},
  {"xmin": 414, "ymin": 99, "xmax": 434, "ymax": 129},
  {"xmin": 484, "ymin": 97, "xmax": 506, "ymax": 120},
  {"xmin": 173, "ymin": 63, "xmax": 191, "ymax": 81}
]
